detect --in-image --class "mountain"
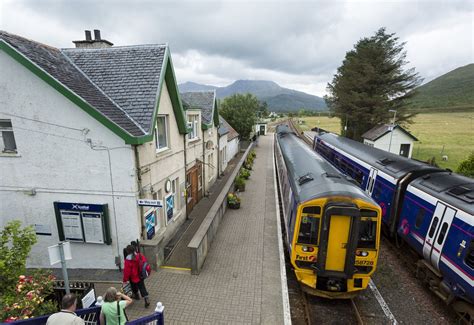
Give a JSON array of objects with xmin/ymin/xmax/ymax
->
[
  {"xmin": 409, "ymin": 64, "xmax": 474, "ymax": 110},
  {"xmin": 178, "ymin": 80, "xmax": 327, "ymax": 112}
]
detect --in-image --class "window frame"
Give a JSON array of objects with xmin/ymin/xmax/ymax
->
[
  {"xmin": 155, "ymin": 115, "xmax": 169, "ymax": 152},
  {"xmin": 187, "ymin": 114, "xmax": 200, "ymax": 140},
  {"xmin": 0, "ymin": 119, "xmax": 18, "ymax": 153}
]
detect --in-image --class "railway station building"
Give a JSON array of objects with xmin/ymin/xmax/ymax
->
[
  {"xmin": 0, "ymin": 30, "xmax": 193, "ymax": 269},
  {"xmin": 362, "ymin": 124, "xmax": 418, "ymax": 158}
]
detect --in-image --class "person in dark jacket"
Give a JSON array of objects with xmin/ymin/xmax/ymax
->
[{"xmin": 122, "ymin": 245, "xmax": 150, "ymax": 308}]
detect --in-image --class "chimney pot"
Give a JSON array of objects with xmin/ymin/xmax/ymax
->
[
  {"xmin": 94, "ymin": 29, "xmax": 101, "ymax": 41},
  {"xmin": 85, "ymin": 30, "xmax": 92, "ymax": 41}
]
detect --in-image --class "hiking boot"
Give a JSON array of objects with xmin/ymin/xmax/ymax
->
[{"xmin": 144, "ymin": 297, "xmax": 150, "ymax": 308}]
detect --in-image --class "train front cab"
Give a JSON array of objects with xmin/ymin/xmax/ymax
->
[{"xmin": 291, "ymin": 197, "xmax": 381, "ymax": 298}]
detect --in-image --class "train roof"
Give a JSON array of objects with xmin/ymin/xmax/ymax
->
[
  {"xmin": 411, "ymin": 172, "xmax": 474, "ymax": 214},
  {"xmin": 316, "ymin": 132, "xmax": 441, "ymax": 179},
  {"xmin": 276, "ymin": 125, "xmax": 377, "ymax": 205}
]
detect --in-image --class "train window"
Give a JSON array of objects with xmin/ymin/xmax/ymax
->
[
  {"xmin": 437, "ymin": 222, "xmax": 449, "ymax": 245},
  {"xmin": 358, "ymin": 219, "xmax": 376, "ymax": 248},
  {"xmin": 428, "ymin": 217, "xmax": 439, "ymax": 238},
  {"xmin": 465, "ymin": 241, "xmax": 474, "ymax": 269},
  {"xmin": 373, "ymin": 184, "xmax": 382, "ymax": 200},
  {"xmin": 360, "ymin": 209, "xmax": 378, "ymax": 218},
  {"xmin": 415, "ymin": 209, "xmax": 425, "ymax": 229},
  {"xmin": 297, "ymin": 216, "xmax": 320, "ymax": 245},
  {"xmin": 303, "ymin": 206, "xmax": 321, "ymax": 215},
  {"xmin": 354, "ymin": 170, "xmax": 363, "ymax": 186}
]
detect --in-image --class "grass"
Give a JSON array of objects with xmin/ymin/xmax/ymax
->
[{"xmin": 298, "ymin": 111, "xmax": 474, "ymax": 171}]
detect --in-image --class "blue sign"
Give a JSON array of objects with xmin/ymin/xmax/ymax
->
[
  {"xmin": 145, "ymin": 208, "xmax": 156, "ymax": 240},
  {"xmin": 166, "ymin": 194, "xmax": 174, "ymax": 222}
]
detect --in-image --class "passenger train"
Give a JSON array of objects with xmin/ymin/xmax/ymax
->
[
  {"xmin": 274, "ymin": 125, "xmax": 382, "ymax": 298},
  {"xmin": 312, "ymin": 131, "xmax": 474, "ymax": 318}
]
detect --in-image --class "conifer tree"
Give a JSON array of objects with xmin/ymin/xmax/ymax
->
[{"xmin": 325, "ymin": 28, "xmax": 422, "ymax": 141}]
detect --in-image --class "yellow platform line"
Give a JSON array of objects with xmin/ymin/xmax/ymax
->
[{"xmin": 160, "ymin": 265, "xmax": 191, "ymax": 271}]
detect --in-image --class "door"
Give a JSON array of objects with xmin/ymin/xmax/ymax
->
[
  {"xmin": 399, "ymin": 144, "xmax": 410, "ymax": 157},
  {"xmin": 366, "ymin": 168, "xmax": 378, "ymax": 196},
  {"xmin": 422, "ymin": 202, "xmax": 456, "ymax": 270},
  {"xmin": 259, "ymin": 125, "xmax": 265, "ymax": 135},
  {"xmin": 325, "ymin": 214, "xmax": 351, "ymax": 272}
]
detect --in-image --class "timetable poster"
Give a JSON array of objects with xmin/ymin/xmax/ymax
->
[
  {"xmin": 82, "ymin": 212, "xmax": 105, "ymax": 244},
  {"xmin": 60, "ymin": 210, "xmax": 84, "ymax": 241}
]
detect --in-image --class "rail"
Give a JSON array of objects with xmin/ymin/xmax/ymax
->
[
  {"xmin": 188, "ymin": 143, "xmax": 254, "ymax": 275},
  {"xmin": 9, "ymin": 304, "xmax": 164, "ymax": 325}
]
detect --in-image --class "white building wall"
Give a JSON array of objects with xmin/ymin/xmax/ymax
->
[
  {"xmin": 0, "ymin": 50, "xmax": 140, "ymax": 269},
  {"xmin": 372, "ymin": 129, "xmax": 414, "ymax": 158},
  {"xmin": 227, "ymin": 138, "xmax": 240, "ymax": 160},
  {"xmin": 185, "ymin": 109, "xmax": 203, "ymax": 169},
  {"xmin": 136, "ymin": 82, "xmax": 186, "ymax": 244},
  {"xmin": 203, "ymin": 125, "xmax": 219, "ymax": 190},
  {"xmin": 218, "ymin": 133, "xmax": 228, "ymax": 174}
]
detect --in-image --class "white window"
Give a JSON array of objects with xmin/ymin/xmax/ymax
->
[
  {"xmin": 0, "ymin": 120, "xmax": 17, "ymax": 153},
  {"xmin": 155, "ymin": 115, "xmax": 168, "ymax": 151},
  {"xmin": 188, "ymin": 114, "xmax": 199, "ymax": 140}
]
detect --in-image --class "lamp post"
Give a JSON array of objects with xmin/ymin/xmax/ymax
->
[{"xmin": 388, "ymin": 110, "xmax": 397, "ymax": 153}]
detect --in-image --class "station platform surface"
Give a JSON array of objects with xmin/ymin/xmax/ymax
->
[{"xmin": 54, "ymin": 134, "xmax": 288, "ymax": 324}]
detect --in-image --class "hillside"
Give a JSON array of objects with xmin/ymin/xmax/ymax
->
[
  {"xmin": 178, "ymin": 80, "xmax": 327, "ymax": 112},
  {"xmin": 409, "ymin": 63, "xmax": 474, "ymax": 110}
]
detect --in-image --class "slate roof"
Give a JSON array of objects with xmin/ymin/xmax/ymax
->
[
  {"xmin": 218, "ymin": 116, "xmax": 229, "ymax": 136},
  {"xmin": 0, "ymin": 31, "xmax": 146, "ymax": 137},
  {"xmin": 180, "ymin": 91, "xmax": 216, "ymax": 125},
  {"xmin": 219, "ymin": 116, "xmax": 239, "ymax": 141},
  {"xmin": 62, "ymin": 45, "xmax": 167, "ymax": 132},
  {"xmin": 362, "ymin": 124, "xmax": 418, "ymax": 142}
]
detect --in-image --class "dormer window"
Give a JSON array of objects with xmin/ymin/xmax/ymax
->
[
  {"xmin": 188, "ymin": 114, "xmax": 199, "ymax": 140},
  {"xmin": 155, "ymin": 115, "xmax": 169, "ymax": 151}
]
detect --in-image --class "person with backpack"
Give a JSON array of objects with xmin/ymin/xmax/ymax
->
[{"xmin": 122, "ymin": 244, "xmax": 151, "ymax": 308}]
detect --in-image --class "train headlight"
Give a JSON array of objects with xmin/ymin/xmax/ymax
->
[
  {"xmin": 356, "ymin": 250, "xmax": 369, "ymax": 257},
  {"xmin": 302, "ymin": 246, "xmax": 314, "ymax": 252}
]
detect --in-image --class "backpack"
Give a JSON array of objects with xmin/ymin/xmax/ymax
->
[{"xmin": 137, "ymin": 253, "xmax": 151, "ymax": 279}]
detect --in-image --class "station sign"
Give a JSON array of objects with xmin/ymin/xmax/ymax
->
[{"xmin": 137, "ymin": 199, "xmax": 163, "ymax": 207}]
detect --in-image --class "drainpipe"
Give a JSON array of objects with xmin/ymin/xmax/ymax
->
[
  {"xmin": 133, "ymin": 145, "xmax": 145, "ymax": 239},
  {"xmin": 183, "ymin": 135, "xmax": 188, "ymax": 219},
  {"xmin": 202, "ymin": 130, "xmax": 206, "ymax": 197},
  {"xmin": 217, "ymin": 130, "xmax": 221, "ymax": 178}
]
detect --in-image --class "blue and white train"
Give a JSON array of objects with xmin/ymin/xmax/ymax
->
[{"xmin": 312, "ymin": 131, "xmax": 473, "ymax": 320}]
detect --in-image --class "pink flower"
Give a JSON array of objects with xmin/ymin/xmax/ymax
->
[{"xmin": 26, "ymin": 290, "xmax": 35, "ymax": 300}]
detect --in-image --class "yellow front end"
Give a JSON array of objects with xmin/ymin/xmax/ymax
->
[{"xmin": 291, "ymin": 197, "xmax": 381, "ymax": 299}]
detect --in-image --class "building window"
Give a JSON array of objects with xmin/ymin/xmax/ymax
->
[
  {"xmin": 155, "ymin": 116, "xmax": 168, "ymax": 151},
  {"xmin": 0, "ymin": 120, "xmax": 17, "ymax": 153},
  {"xmin": 187, "ymin": 114, "xmax": 199, "ymax": 140}
]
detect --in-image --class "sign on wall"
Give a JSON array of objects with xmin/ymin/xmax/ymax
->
[
  {"xmin": 165, "ymin": 194, "xmax": 174, "ymax": 223},
  {"xmin": 144, "ymin": 207, "xmax": 157, "ymax": 240},
  {"xmin": 53, "ymin": 202, "xmax": 111, "ymax": 245},
  {"xmin": 137, "ymin": 199, "xmax": 163, "ymax": 207}
]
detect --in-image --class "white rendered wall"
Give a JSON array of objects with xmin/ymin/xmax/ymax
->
[
  {"xmin": 136, "ymin": 82, "xmax": 186, "ymax": 244},
  {"xmin": 227, "ymin": 138, "xmax": 240, "ymax": 160},
  {"xmin": 185, "ymin": 109, "xmax": 203, "ymax": 170},
  {"xmin": 0, "ymin": 50, "xmax": 140, "ymax": 269},
  {"xmin": 203, "ymin": 125, "xmax": 219, "ymax": 189},
  {"xmin": 372, "ymin": 129, "xmax": 414, "ymax": 158},
  {"xmin": 218, "ymin": 133, "xmax": 228, "ymax": 173}
]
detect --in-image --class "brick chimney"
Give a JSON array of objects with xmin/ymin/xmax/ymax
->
[{"xmin": 73, "ymin": 29, "xmax": 113, "ymax": 49}]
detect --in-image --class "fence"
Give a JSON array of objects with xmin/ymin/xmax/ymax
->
[
  {"xmin": 10, "ymin": 304, "xmax": 164, "ymax": 325},
  {"xmin": 188, "ymin": 143, "xmax": 254, "ymax": 275}
]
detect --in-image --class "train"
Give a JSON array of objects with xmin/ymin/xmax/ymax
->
[
  {"xmin": 312, "ymin": 130, "xmax": 474, "ymax": 319},
  {"xmin": 274, "ymin": 124, "xmax": 382, "ymax": 298}
]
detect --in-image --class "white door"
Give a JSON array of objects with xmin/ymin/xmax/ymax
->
[{"xmin": 422, "ymin": 202, "xmax": 455, "ymax": 271}]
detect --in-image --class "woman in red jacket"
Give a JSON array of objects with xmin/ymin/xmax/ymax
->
[{"xmin": 122, "ymin": 245, "xmax": 150, "ymax": 308}]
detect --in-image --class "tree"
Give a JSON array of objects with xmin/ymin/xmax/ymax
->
[
  {"xmin": 325, "ymin": 28, "xmax": 422, "ymax": 141},
  {"xmin": 257, "ymin": 101, "xmax": 269, "ymax": 119},
  {"xmin": 457, "ymin": 152, "xmax": 474, "ymax": 177},
  {"xmin": 220, "ymin": 93, "xmax": 259, "ymax": 139}
]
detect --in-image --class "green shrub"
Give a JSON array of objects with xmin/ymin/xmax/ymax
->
[
  {"xmin": 234, "ymin": 176, "xmax": 246, "ymax": 191},
  {"xmin": 457, "ymin": 152, "xmax": 474, "ymax": 177},
  {"xmin": 240, "ymin": 168, "xmax": 251, "ymax": 179}
]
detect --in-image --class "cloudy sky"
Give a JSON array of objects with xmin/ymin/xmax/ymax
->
[{"xmin": 1, "ymin": 0, "xmax": 472, "ymax": 97}]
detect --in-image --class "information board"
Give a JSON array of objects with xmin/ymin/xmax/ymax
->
[
  {"xmin": 165, "ymin": 194, "xmax": 174, "ymax": 223},
  {"xmin": 144, "ymin": 207, "xmax": 157, "ymax": 240},
  {"xmin": 54, "ymin": 202, "xmax": 111, "ymax": 245}
]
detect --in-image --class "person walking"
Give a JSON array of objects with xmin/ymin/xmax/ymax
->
[
  {"xmin": 123, "ymin": 245, "xmax": 150, "ymax": 308},
  {"xmin": 46, "ymin": 293, "xmax": 85, "ymax": 325},
  {"xmin": 99, "ymin": 287, "xmax": 132, "ymax": 325}
]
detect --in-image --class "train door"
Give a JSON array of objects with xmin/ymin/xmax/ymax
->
[
  {"xmin": 422, "ymin": 202, "xmax": 456, "ymax": 270},
  {"xmin": 366, "ymin": 168, "xmax": 378, "ymax": 196},
  {"xmin": 325, "ymin": 214, "xmax": 351, "ymax": 271}
]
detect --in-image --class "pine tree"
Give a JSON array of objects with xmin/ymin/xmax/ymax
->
[{"xmin": 325, "ymin": 28, "xmax": 422, "ymax": 141}]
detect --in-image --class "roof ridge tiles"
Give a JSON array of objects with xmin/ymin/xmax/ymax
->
[{"xmin": 61, "ymin": 43, "xmax": 168, "ymax": 52}]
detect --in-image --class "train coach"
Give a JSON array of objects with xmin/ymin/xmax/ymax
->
[
  {"xmin": 312, "ymin": 131, "xmax": 474, "ymax": 319},
  {"xmin": 274, "ymin": 125, "xmax": 382, "ymax": 298}
]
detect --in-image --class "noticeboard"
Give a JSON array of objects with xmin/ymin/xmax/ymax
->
[
  {"xmin": 165, "ymin": 194, "xmax": 174, "ymax": 223},
  {"xmin": 54, "ymin": 202, "xmax": 111, "ymax": 245},
  {"xmin": 144, "ymin": 207, "xmax": 157, "ymax": 240}
]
